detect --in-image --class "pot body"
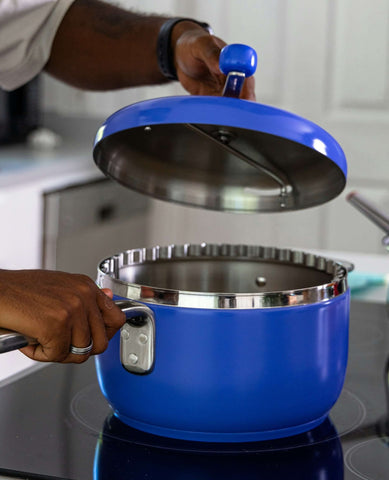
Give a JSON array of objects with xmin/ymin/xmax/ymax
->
[{"xmin": 95, "ymin": 291, "xmax": 349, "ymax": 442}]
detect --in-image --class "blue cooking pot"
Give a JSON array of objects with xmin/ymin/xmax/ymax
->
[
  {"xmin": 95, "ymin": 243, "xmax": 350, "ymax": 443},
  {"xmin": 93, "ymin": 45, "xmax": 349, "ymax": 443}
]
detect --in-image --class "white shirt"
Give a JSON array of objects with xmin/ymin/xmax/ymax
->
[{"xmin": 0, "ymin": 0, "xmax": 75, "ymax": 90}]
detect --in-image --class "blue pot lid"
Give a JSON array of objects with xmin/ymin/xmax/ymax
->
[{"xmin": 93, "ymin": 94, "xmax": 347, "ymax": 213}]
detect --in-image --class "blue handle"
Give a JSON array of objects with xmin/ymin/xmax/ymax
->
[
  {"xmin": 219, "ymin": 44, "xmax": 258, "ymax": 77},
  {"xmin": 219, "ymin": 44, "xmax": 257, "ymax": 98}
]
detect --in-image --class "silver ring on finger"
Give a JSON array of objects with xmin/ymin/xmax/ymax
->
[{"xmin": 70, "ymin": 340, "xmax": 93, "ymax": 355}]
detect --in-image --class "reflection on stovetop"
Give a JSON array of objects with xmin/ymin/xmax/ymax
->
[
  {"xmin": 96, "ymin": 415, "xmax": 344, "ymax": 480},
  {"xmin": 0, "ymin": 300, "xmax": 387, "ymax": 480}
]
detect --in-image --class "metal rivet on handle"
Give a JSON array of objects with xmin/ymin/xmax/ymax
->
[
  {"xmin": 128, "ymin": 353, "xmax": 138, "ymax": 364},
  {"xmin": 121, "ymin": 330, "xmax": 130, "ymax": 340}
]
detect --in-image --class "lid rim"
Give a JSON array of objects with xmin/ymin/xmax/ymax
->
[
  {"xmin": 94, "ymin": 96, "xmax": 347, "ymax": 176},
  {"xmin": 93, "ymin": 97, "xmax": 347, "ymax": 213}
]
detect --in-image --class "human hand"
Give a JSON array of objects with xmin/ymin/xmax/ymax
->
[
  {"xmin": 172, "ymin": 22, "xmax": 256, "ymax": 101},
  {"xmin": 0, "ymin": 269, "xmax": 125, "ymax": 363}
]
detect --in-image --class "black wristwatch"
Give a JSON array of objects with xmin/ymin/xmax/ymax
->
[{"xmin": 157, "ymin": 18, "xmax": 212, "ymax": 81}]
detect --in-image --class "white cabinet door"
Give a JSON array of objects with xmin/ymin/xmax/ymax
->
[
  {"xmin": 0, "ymin": 186, "xmax": 42, "ymax": 379},
  {"xmin": 0, "ymin": 185, "xmax": 42, "ymax": 269}
]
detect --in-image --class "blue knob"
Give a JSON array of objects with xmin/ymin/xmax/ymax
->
[{"xmin": 219, "ymin": 44, "xmax": 257, "ymax": 77}]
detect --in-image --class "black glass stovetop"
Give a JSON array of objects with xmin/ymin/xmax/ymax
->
[{"xmin": 0, "ymin": 300, "xmax": 388, "ymax": 480}]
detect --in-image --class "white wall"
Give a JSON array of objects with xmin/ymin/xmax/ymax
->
[{"xmin": 42, "ymin": 0, "xmax": 389, "ymax": 255}]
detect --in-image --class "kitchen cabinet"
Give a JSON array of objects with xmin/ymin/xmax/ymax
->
[
  {"xmin": 42, "ymin": 178, "xmax": 149, "ymax": 276},
  {"xmin": 0, "ymin": 184, "xmax": 42, "ymax": 270},
  {"xmin": 0, "ymin": 141, "xmax": 101, "ymax": 269}
]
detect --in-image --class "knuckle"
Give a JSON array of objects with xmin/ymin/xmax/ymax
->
[
  {"xmin": 74, "ymin": 272, "xmax": 92, "ymax": 283},
  {"xmin": 38, "ymin": 325, "xmax": 66, "ymax": 348},
  {"xmin": 78, "ymin": 283, "xmax": 94, "ymax": 298},
  {"xmin": 77, "ymin": 274, "xmax": 95, "ymax": 290},
  {"xmin": 59, "ymin": 296, "xmax": 84, "ymax": 320},
  {"xmin": 56, "ymin": 304, "xmax": 73, "ymax": 324}
]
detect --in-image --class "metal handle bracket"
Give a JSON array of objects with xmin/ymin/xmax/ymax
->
[{"xmin": 118, "ymin": 300, "xmax": 155, "ymax": 375}]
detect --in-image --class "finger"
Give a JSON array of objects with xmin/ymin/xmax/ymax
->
[
  {"xmin": 97, "ymin": 289, "xmax": 126, "ymax": 340},
  {"xmin": 85, "ymin": 303, "xmax": 109, "ymax": 355},
  {"xmin": 18, "ymin": 300, "xmax": 78, "ymax": 362},
  {"xmin": 201, "ymin": 36, "xmax": 227, "ymax": 76},
  {"xmin": 66, "ymin": 309, "xmax": 93, "ymax": 363},
  {"xmin": 240, "ymin": 76, "xmax": 256, "ymax": 101},
  {"xmin": 48, "ymin": 283, "xmax": 93, "ymax": 363},
  {"xmin": 19, "ymin": 327, "xmax": 72, "ymax": 363},
  {"xmin": 67, "ymin": 285, "xmax": 112, "ymax": 359},
  {"xmin": 188, "ymin": 35, "xmax": 226, "ymax": 78},
  {"xmin": 101, "ymin": 287, "xmax": 113, "ymax": 299},
  {"xmin": 20, "ymin": 343, "xmax": 63, "ymax": 362},
  {"xmin": 196, "ymin": 45, "xmax": 223, "ymax": 77},
  {"xmin": 176, "ymin": 32, "xmax": 224, "ymax": 86}
]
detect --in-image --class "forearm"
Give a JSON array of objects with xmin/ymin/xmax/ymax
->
[
  {"xmin": 44, "ymin": 0, "xmax": 171, "ymax": 90},
  {"xmin": 1, "ymin": 0, "xmax": 255, "ymax": 98}
]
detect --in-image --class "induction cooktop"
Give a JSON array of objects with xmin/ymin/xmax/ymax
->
[{"xmin": 0, "ymin": 300, "xmax": 387, "ymax": 480}]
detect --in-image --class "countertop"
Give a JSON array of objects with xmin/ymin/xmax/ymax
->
[
  {"xmin": 0, "ymin": 114, "xmax": 107, "ymax": 190},
  {"xmin": 0, "ymin": 133, "xmax": 103, "ymax": 193}
]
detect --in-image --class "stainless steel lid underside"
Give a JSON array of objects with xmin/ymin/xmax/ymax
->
[
  {"xmin": 97, "ymin": 244, "xmax": 348, "ymax": 309},
  {"xmin": 93, "ymin": 124, "xmax": 346, "ymax": 213}
]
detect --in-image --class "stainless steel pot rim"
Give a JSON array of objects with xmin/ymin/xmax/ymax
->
[{"xmin": 97, "ymin": 243, "xmax": 349, "ymax": 309}]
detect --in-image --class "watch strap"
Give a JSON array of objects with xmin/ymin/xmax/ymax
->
[{"xmin": 157, "ymin": 18, "xmax": 212, "ymax": 81}]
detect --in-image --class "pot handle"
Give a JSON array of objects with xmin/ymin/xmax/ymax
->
[
  {"xmin": 347, "ymin": 191, "xmax": 389, "ymax": 250},
  {"xmin": 0, "ymin": 328, "xmax": 35, "ymax": 354},
  {"xmin": 116, "ymin": 299, "xmax": 156, "ymax": 375},
  {"xmin": 0, "ymin": 300, "xmax": 156, "ymax": 373}
]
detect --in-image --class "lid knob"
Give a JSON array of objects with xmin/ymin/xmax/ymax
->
[{"xmin": 219, "ymin": 44, "xmax": 257, "ymax": 98}]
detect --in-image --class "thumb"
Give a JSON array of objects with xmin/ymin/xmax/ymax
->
[{"xmin": 101, "ymin": 288, "xmax": 113, "ymax": 299}]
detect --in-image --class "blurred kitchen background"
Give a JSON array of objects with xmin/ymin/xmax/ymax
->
[{"xmin": 1, "ymin": 0, "xmax": 389, "ymax": 276}]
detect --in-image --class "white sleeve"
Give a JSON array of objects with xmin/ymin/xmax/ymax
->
[{"xmin": 0, "ymin": 0, "xmax": 76, "ymax": 91}]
